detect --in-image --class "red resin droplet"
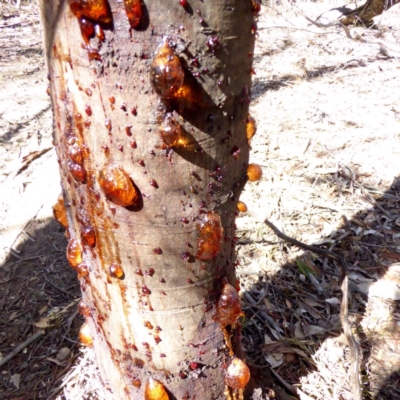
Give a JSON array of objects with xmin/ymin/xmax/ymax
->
[
  {"xmin": 123, "ymin": 0, "xmax": 143, "ymax": 29},
  {"xmin": 142, "ymin": 285, "xmax": 151, "ymax": 294},
  {"xmin": 53, "ymin": 195, "xmax": 68, "ymax": 229},
  {"xmin": 231, "ymin": 146, "xmax": 241, "ymax": 159},
  {"xmin": 224, "ymin": 357, "xmax": 250, "ymax": 389},
  {"xmin": 67, "ymin": 238, "xmax": 83, "ymax": 268},
  {"xmin": 125, "ymin": 125, "xmax": 132, "ymax": 136},
  {"xmin": 150, "ymin": 179, "xmax": 158, "ymax": 188},
  {"xmin": 78, "ymin": 299, "xmax": 91, "ymax": 317},
  {"xmin": 217, "ymin": 281, "xmax": 242, "ymax": 327},
  {"xmin": 154, "ymin": 247, "xmax": 162, "ymax": 255},
  {"xmin": 133, "ymin": 378, "xmax": 141, "ymax": 388},
  {"xmin": 144, "ymin": 321, "xmax": 153, "ymax": 329},
  {"xmin": 105, "ymin": 118, "xmax": 112, "ymax": 131},
  {"xmin": 252, "ymin": 0, "xmax": 261, "ymax": 14},
  {"xmin": 98, "ymin": 163, "xmax": 139, "ymax": 206},
  {"xmin": 85, "ymin": 104, "xmax": 92, "ymax": 116},
  {"xmin": 195, "ymin": 211, "xmax": 223, "ymax": 261},
  {"xmin": 109, "ymin": 262, "xmax": 124, "ymax": 279},
  {"xmin": 150, "ymin": 40, "xmax": 184, "ymax": 99}
]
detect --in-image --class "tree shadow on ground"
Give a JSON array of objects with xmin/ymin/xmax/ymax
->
[
  {"xmin": 241, "ymin": 173, "xmax": 400, "ymax": 399},
  {"xmin": 0, "ymin": 219, "xmax": 81, "ymax": 399}
]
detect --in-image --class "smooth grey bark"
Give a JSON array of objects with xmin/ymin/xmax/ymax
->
[{"xmin": 39, "ymin": 1, "xmax": 257, "ymax": 398}]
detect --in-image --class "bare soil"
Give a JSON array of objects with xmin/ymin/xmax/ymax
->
[{"xmin": 1, "ymin": 1, "xmax": 400, "ymax": 399}]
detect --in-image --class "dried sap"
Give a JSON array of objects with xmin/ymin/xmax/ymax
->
[
  {"xmin": 224, "ymin": 357, "xmax": 250, "ymax": 389},
  {"xmin": 98, "ymin": 164, "xmax": 139, "ymax": 207},
  {"xmin": 159, "ymin": 114, "xmax": 183, "ymax": 148},
  {"xmin": 67, "ymin": 238, "xmax": 83, "ymax": 268},
  {"xmin": 150, "ymin": 41, "xmax": 184, "ymax": 99},
  {"xmin": 196, "ymin": 211, "xmax": 223, "ymax": 261},
  {"xmin": 217, "ymin": 281, "xmax": 242, "ymax": 327},
  {"xmin": 247, "ymin": 163, "xmax": 262, "ymax": 182},
  {"xmin": 123, "ymin": 0, "xmax": 143, "ymax": 29},
  {"xmin": 144, "ymin": 378, "xmax": 169, "ymax": 400},
  {"xmin": 53, "ymin": 195, "xmax": 69, "ymax": 229}
]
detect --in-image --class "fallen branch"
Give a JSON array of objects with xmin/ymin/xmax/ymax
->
[
  {"xmin": 263, "ymin": 218, "xmax": 361, "ymax": 400},
  {"xmin": 0, "ymin": 330, "xmax": 44, "ymax": 368}
]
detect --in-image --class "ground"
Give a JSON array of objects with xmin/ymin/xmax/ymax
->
[{"xmin": 0, "ymin": 0, "xmax": 400, "ymax": 399}]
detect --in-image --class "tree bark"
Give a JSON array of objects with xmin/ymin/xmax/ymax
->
[
  {"xmin": 39, "ymin": 1, "xmax": 257, "ymax": 399},
  {"xmin": 341, "ymin": 0, "xmax": 400, "ymax": 25}
]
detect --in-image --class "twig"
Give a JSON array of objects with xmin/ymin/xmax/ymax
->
[
  {"xmin": 263, "ymin": 218, "xmax": 361, "ymax": 400},
  {"xmin": 268, "ymin": 366, "xmax": 298, "ymax": 396},
  {"xmin": 43, "ymin": 276, "xmax": 74, "ymax": 297},
  {"xmin": 0, "ymin": 330, "xmax": 44, "ymax": 368}
]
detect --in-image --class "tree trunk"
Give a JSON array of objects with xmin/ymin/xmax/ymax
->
[
  {"xmin": 341, "ymin": 0, "xmax": 400, "ymax": 25},
  {"xmin": 39, "ymin": 1, "xmax": 257, "ymax": 399}
]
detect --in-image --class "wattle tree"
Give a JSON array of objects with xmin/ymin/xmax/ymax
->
[{"xmin": 39, "ymin": 0, "xmax": 260, "ymax": 398}]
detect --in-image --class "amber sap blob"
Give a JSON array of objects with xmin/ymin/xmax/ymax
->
[
  {"xmin": 53, "ymin": 195, "xmax": 69, "ymax": 229},
  {"xmin": 224, "ymin": 357, "xmax": 250, "ymax": 389},
  {"xmin": 196, "ymin": 211, "xmax": 223, "ymax": 261},
  {"xmin": 69, "ymin": 0, "xmax": 112, "ymax": 24},
  {"xmin": 247, "ymin": 163, "xmax": 262, "ymax": 182},
  {"xmin": 98, "ymin": 164, "xmax": 139, "ymax": 207},
  {"xmin": 159, "ymin": 114, "xmax": 183, "ymax": 147},
  {"xmin": 123, "ymin": 0, "xmax": 143, "ymax": 29},
  {"xmin": 109, "ymin": 262, "xmax": 124, "ymax": 279},
  {"xmin": 150, "ymin": 41, "xmax": 184, "ymax": 99},
  {"xmin": 81, "ymin": 226, "xmax": 96, "ymax": 247},
  {"xmin": 145, "ymin": 378, "xmax": 169, "ymax": 400},
  {"xmin": 237, "ymin": 201, "xmax": 247, "ymax": 213},
  {"xmin": 79, "ymin": 322, "xmax": 93, "ymax": 347},
  {"xmin": 246, "ymin": 115, "xmax": 257, "ymax": 141},
  {"xmin": 68, "ymin": 143, "xmax": 84, "ymax": 165},
  {"xmin": 68, "ymin": 160, "xmax": 87, "ymax": 183},
  {"xmin": 78, "ymin": 299, "xmax": 91, "ymax": 317},
  {"xmin": 67, "ymin": 238, "xmax": 83, "ymax": 268},
  {"xmin": 79, "ymin": 18, "xmax": 94, "ymax": 44},
  {"xmin": 217, "ymin": 282, "xmax": 242, "ymax": 327}
]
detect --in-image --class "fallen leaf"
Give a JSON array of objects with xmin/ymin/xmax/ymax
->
[
  {"xmin": 325, "ymin": 297, "xmax": 340, "ymax": 305},
  {"xmin": 10, "ymin": 374, "xmax": 20, "ymax": 389},
  {"xmin": 265, "ymin": 353, "xmax": 284, "ymax": 368}
]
